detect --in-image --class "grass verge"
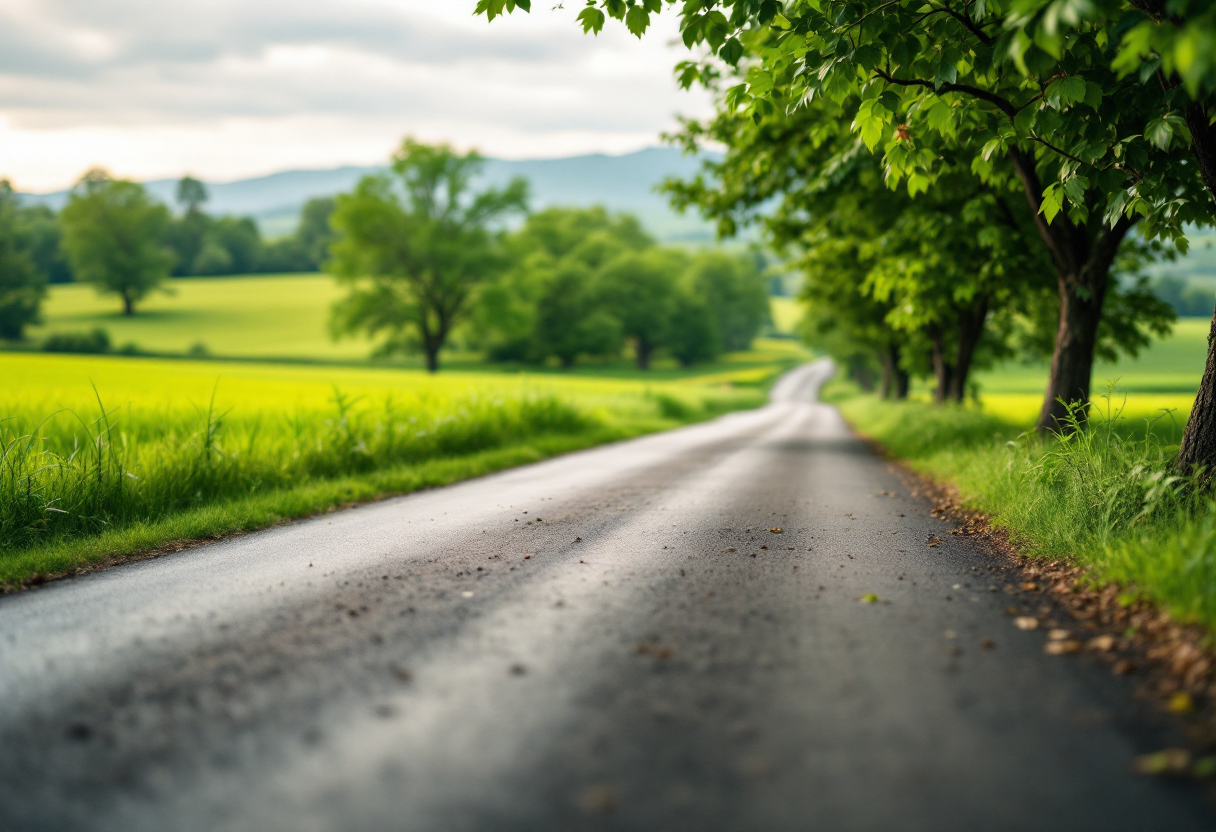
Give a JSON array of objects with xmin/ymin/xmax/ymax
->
[
  {"xmin": 826, "ymin": 380, "xmax": 1216, "ymax": 632},
  {"xmin": 2, "ymin": 351, "xmax": 782, "ymax": 589},
  {"xmin": 1, "ymin": 427, "xmax": 654, "ymax": 589}
]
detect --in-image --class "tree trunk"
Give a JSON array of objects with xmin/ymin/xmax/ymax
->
[
  {"xmin": 931, "ymin": 332, "xmax": 954, "ymax": 405},
  {"xmin": 895, "ymin": 366, "xmax": 910, "ymax": 400},
  {"xmin": 636, "ymin": 338, "xmax": 652, "ymax": 370},
  {"xmin": 1037, "ymin": 275, "xmax": 1105, "ymax": 429},
  {"xmin": 947, "ymin": 296, "xmax": 989, "ymax": 402},
  {"xmin": 1006, "ymin": 147, "xmax": 1134, "ymax": 431},
  {"xmin": 1176, "ymin": 102, "xmax": 1216, "ymax": 474},
  {"xmin": 123, "ymin": 290, "xmax": 135, "ymax": 316},
  {"xmin": 878, "ymin": 346, "xmax": 896, "ymax": 400}
]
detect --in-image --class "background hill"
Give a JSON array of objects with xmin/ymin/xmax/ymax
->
[{"xmin": 18, "ymin": 147, "xmax": 718, "ymax": 243}]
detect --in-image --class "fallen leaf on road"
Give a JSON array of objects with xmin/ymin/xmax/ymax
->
[
  {"xmin": 859, "ymin": 593, "xmax": 879, "ymax": 603},
  {"xmin": 1134, "ymin": 748, "xmax": 1191, "ymax": 776},
  {"xmin": 1048, "ymin": 629, "xmax": 1072, "ymax": 641},
  {"xmin": 574, "ymin": 536, "xmax": 582, "ymax": 542},
  {"xmin": 980, "ymin": 639, "xmax": 995, "ymax": 649},
  {"xmin": 1113, "ymin": 659, "xmax": 1135, "ymax": 675},
  {"xmin": 926, "ymin": 535, "xmax": 942, "ymax": 547},
  {"xmin": 1045, "ymin": 640, "xmax": 1083, "ymax": 655},
  {"xmin": 1088, "ymin": 635, "xmax": 1117, "ymax": 652},
  {"xmin": 577, "ymin": 785, "xmax": 617, "ymax": 814},
  {"xmin": 636, "ymin": 642, "xmax": 671, "ymax": 660},
  {"xmin": 768, "ymin": 528, "xmax": 783, "ymax": 534},
  {"xmin": 1168, "ymin": 691, "xmax": 1195, "ymax": 714},
  {"xmin": 725, "ymin": 547, "xmax": 737, "ymax": 553},
  {"xmin": 1022, "ymin": 582, "xmax": 1040, "ymax": 591},
  {"xmin": 1014, "ymin": 617, "xmax": 1040, "ymax": 631}
]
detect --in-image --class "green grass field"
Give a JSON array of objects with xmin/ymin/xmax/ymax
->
[
  {"xmin": 29, "ymin": 274, "xmax": 376, "ymax": 361},
  {"xmin": 0, "ymin": 343, "xmax": 806, "ymax": 588},
  {"xmin": 29, "ymin": 273, "xmax": 805, "ymax": 364}
]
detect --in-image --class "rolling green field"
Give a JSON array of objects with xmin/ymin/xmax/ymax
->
[
  {"xmin": 29, "ymin": 273, "xmax": 803, "ymax": 363},
  {"xmin": 0, "ymin": 344, "xmax": 805, "ymax": 588},
  {"xmin": 28, "ymin": 274, "xmax": 376, "ymax": 361}
]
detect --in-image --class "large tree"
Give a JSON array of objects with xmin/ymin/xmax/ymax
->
[
  {"xmin": 474, "ymin": 206, "xmax": 649, "ymax": 364},
  {"xmin": 1011, "ymin": 0, "xmax": 1216, "ymax": 469},
  {"xmin": 59, "ymin": 169, "xmax": 172, "ymax": 316},
  {"xmin": 0, "ymin": 181, "xmax": 47, "ymax": 341},
  {"xmin": 479, "ymin": 0, "xmax": 1208, "ymax": 433},
  {"xmin": 597, "ymin": 248, "xmax": 688, "ymax": 369},
  {"xmin": 329, "ymin": 138, "xmax": 528, "ymax": 372}
]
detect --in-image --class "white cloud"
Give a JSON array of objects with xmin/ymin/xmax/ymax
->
[{"xmin": 0, "ymin": 0, "xmax": 712, "ymax": 191}]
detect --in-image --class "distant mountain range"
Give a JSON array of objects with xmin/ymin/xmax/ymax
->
[{"xmin": 18, "ymin": 147, "xmax": 720, "ymax": 243}]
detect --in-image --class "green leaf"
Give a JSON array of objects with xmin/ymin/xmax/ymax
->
[
  {"xmin": 625, "ymin": 6, "xmax": 650, "ymax": 37},
  {"xmin": 1083, "ymin": 81, "xmax": 1103, "ymax": 111},
  {"xmin": 1044, "ymin": 76, "xmax": 1086, "ymax": 110},
  {"xmin": 576, "ymin": 7, "xmax": 606, "ymax": 34},
  {"xmin": 934, "ymin": 61, "xmax": 958, "ymax": 90},
  {"xmin": 1039, "ymin": 183, "xmax": 1064, "ymax": 224},
  {"xmin": 1145, "ymin": 116, "xmax": 1173, "ymax": 150},
  {"xmin": 1062, "ymin": 175, "xmax": 1089, "ymax": 206},
  {"xmin": 926, "ymin": 100, "xmax": 956, "ymax": 136},
  {"xmin": 852, "ymin": 99, "xmax": 886, "ymax": 152},
  {"xmin": 1013, "ymin": 105, "xmax": 1037, "ymax": 136},
  {"xmin": 1145, "ymin": 113, "xmax": 1190, "ymax": 151},
  {"xmin": 720, "ymin": 36, "xmax": 745, "ymax": 65}
]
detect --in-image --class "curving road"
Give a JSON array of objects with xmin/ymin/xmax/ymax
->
[{"xmin": 1, "ymin": 360, "xmax": 1212, "ymax": 831}]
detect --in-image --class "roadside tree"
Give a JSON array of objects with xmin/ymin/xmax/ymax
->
[
  {"xmin": 0, "ymin": 181, "xmax": 47, "ymax": 340},
  {"xmin": 597, "ymin": 248, "xmax": 687, "ymax": 369},
  {"xmin": 59, "ymin": 169, "xmax": 172, "ymax": 316},
  {"xmin": 329, "ymin": 139, "xmax": 528, "ymax": 372},
  {"xmin": 479, "ymin": 1, "xmax": 1209, "ymax": 431}
]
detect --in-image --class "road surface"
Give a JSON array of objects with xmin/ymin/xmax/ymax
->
[{"xmin": 1, "ymin": 360, "xmax": 1211, "ymax": 831}]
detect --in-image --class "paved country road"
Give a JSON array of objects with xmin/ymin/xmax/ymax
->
[{"xmin": 1, "ymin": 360, "xmax": 1213, "ymax": 831}]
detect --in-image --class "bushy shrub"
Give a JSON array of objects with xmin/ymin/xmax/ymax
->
[{"xmin": 43, "ymin": 328, "xmax": 111, "ymax": 354}]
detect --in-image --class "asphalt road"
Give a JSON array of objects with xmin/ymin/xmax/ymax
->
[{"xmin": 1, "ymin": 360, "xmax": 1213, "ymax": 831}]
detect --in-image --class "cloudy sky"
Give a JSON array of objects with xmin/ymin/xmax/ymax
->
[{"xmin": 0, "ymin": 0, "xmax": 713, "ymax": 192}]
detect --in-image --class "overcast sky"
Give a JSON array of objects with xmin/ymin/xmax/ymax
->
[{"xmin": 0, "ymin": 1, "xmax": 713, "ymax": 192}]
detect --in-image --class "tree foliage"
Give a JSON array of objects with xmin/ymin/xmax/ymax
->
[
  {"xmin": 59, "ymin": 170, "xmax": 173, "ymax": 316},
  {"xmin": 0, "ymin": 181, "xmax": 47, "ymax": 341},
  {"xmin": 329, "ymin": 138, "xmax": 528, "ymax": 372},
  {"xmin": 483, "ymin": 0, "xmax": 1208, "ymax": 430}
]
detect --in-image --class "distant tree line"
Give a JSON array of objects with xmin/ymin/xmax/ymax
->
[
  {"xmin": 0, "ymin": 170, "xmax": 336, "ymax": 333},
  {"xmin": 328, "ymin": 139, "xmax": 771, "ymax": 372}
]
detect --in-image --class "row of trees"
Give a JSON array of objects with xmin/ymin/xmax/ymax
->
[
  {"xmin": 166, "ymin": 177, "xmax": 335, "ymax": 277},
  {"xmin": 329, "ymin": 139, "xmax": 770, "ymax": 371},
  {"xmin": 479, "ymin": 0, "xmax": 1216, "ymax": 473},
  {"xmin": 0, "ymin": 171, "xmax": 335, "ymax": 330}
]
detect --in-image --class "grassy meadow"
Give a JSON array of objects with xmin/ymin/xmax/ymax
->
[
  {"xmin": 0, "ymin": 343, "xmax": 804, "ymax": 588},
  {"xmin": 28, "ymin": 273, "xmax": 803, "ymax": 363}
]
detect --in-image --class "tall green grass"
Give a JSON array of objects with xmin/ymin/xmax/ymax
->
[
  {"xmin": 1, "ymin": 389, "xmax": 590, "ymax": 554},
  {"xmin": 832, "ymin": 383, "xmax": 1216, "ymax": 630}
]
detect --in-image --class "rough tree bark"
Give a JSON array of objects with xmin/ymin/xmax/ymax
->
[
  {"xmin": 1177, "ymin": 101, "xmax": 1216, "ymax": 473},
  {"xmin": 1007, "ymin": 148, "xmax": 1135, "ymax": 431}
]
